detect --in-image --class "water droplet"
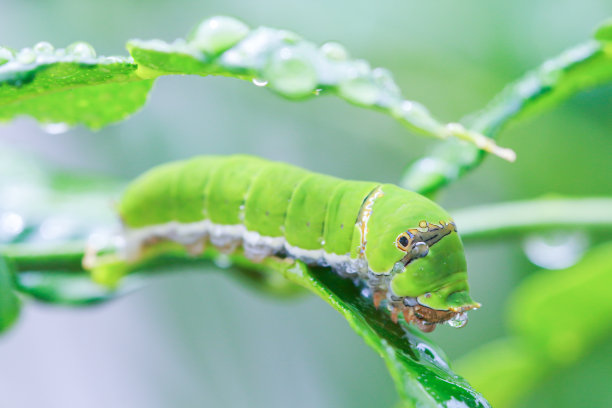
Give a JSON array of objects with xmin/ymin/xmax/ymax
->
[
  {"xmin": 16, "ymin": 48, "xmax": 36, "ymax": 64},
  {"xmin": 33, "ymin": 41, "xmax": 54, "ymax": 54},
  {"xmin": 252, "ymin": 78, "xmax": 268, "ymax": 87},
  {"xmin": 415, "ymin": 342, "xmax": 449, "ymax": 369},
  {"xmin": 66, "ymin": 42, "xmax": 96, "ymax": 59},
  {"xmin": 523, "ymin": 231, "xmax": 588, "ymax": 270},
  {"xmin": 214, "ymin": 254, "xmax": 232, "ymax": 269},
  {"xmin": 190, "ymin": 16, "xmax": 250, "ymax": 54},
  {"xmin": 104, "ymin": 56, "xmax": 125, "ymax": 64},
  {"xmin": 0, "ymin": 212, "xmax": 25, "ymax": 242},
  {"xmin": 278, "ymin": 30, "xmax": 301, "ymax": 44},
  {"xmin": 446, "ymin": 312, "xmax": 468, "ymax": 328},
  {"xmin": 41, "ymin": 123, "xmax": 70, "ymax": 134},
  {"xmin": 264, "ymin": 47, "xmax": 317, "ymax": 98},
  {"xmin": 320, "ymin": 42, "xmax": 349, "ymax": 61},
  {"xmin": 0, "ymin": 46, "xmax": 15, "ymax": 65},
  {"xmin": 372, "ymin": 67, "xmax": 400, "ymax": 97},
  {"xmin": 339, "ymin": 77, "xmax": 379, "ymax": 105}
]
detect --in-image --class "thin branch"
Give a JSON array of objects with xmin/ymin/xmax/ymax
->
[
  {"xmin": 402, "ymin": 39, "xmax": 612, "ymax": 195},
  {"xmin": 453, "ymin": 197, "xmax": 612, "ymax": 241}
]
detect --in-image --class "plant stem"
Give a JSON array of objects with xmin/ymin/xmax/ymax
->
[
  {"xmin": 452, "ymin": 197, "xmax": 612, "ymax": 241},
  {"xmin": 402, "ymin": 40, "xmax": 612, "ymax": 195}
]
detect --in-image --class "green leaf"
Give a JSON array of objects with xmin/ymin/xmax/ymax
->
[
  {"xmin": 15, "ymin": 270, "xmax": 122, "ymax": 305},
  {"xmin": 402, "ymin": 31, "xmax": 612, "ymax": 194},
  {"xmin": 508, "ymin": 241, "xmax": 612, "ymax": 364},
  {"xmin": 0, "ymin": 17, "xmax": 513, "ymax": 160},
  {"xmin": 0, "ymin": 146, "xmax": 489, "ymax": 405},
  {"xmin": 455, "ymin": 241, "xmax": 612, "ymax": 407},
  {"xmin": 275, "ymin": 260, "xmax": 490, "ymax": 407},
  {"xmin": 0, "ymin": 256, "xmax": 21, "ymax": 332},
  {"xmin": 454, "ymin": 339, "xmax": 546, "ymax": 408},
  {"xmin": 595, "ymin": 18, "xmax": 612, "ymax": 42},
  {"xmin": 0, "ymin": 43, "xmax": 152, "ymax": 129}
]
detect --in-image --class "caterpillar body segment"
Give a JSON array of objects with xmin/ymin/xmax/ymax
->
[{"xmin": 116, "ymin": 155, "xmax": 479, "ymax": 331}]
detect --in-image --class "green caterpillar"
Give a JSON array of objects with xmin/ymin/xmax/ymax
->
[{"xmin": 103, "ymin": 155, "xmax": 479, "ymax": 331}]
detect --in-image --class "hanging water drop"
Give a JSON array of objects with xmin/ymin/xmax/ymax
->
[
  {"xmin": 16, "ymin": 48, "xmax": 36, "ymax": 64},
  {"xmin": 66, "ymin": 42, "xmax": 96, "ymax": 59},
  {"xmin": 446, "ymin": 312, "xmax": 468, "ymax": 328},
  {"xmin": 252, "ymin": 78, "xmax": 268, "ymax": 87},
  {"xmin": 190, "ymin": 16, "xmax": 250, "ymax": 55},
  {"xmin": 264, "ymin": 47, "xmax": 317, "ymax": 98},
  {"xmin": 523, "ymin": 231, "xmax": 588, "ymax": 270},
  {"xmin": 33, "ymin": 41, "xmax": 54, "ymax": 55},
  {"xmin": 320, "ymin": 42, "xmax": 349, "ymax": 61},
  {"xmin": 41, "ymin": 123, "xmax": 70, "ymax": 134}
]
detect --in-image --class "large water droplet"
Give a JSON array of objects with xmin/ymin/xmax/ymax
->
[
  {"xmin": 0, "ymin": 46, "xmax": 15, "ymax": 65},
  {"xmin": 523, "ymin": 231, "xmax": 589, "ymax": 270},
  {"xmin": 66, "ymin": 42, "xmax": 96, "ymax": 59},
  {"xmin": 264, "ymin": 47, "xmax": 317, "ymax": 98},
  {"xmin": 446, "ymin": 312, "xmax": 468, "ymax": 328},
  {"xmin": 33, "ymin": 41, "xmax": 54, "ymax": 55},
  {"xmin": 190, "ymin": 16, "xmax": 250, "ymax": 55},
  {"xmin": 339, "ymin": 77, "xmax": 379, "ymax": 105},
  {"xmin": 16, "ymin": 48, "xmax": 36, "ymax": 64},
  {"xmin": 41, "ymin": 123, "xmax": 70, "ymax": 134},
  {"xmin": 320, "ymin": 42, "xmax": 349, "ymax": 61}
]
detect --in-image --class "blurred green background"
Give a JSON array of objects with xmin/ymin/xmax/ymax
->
[{"xmin": 1, "ymin": 0, "xmax": 611, "ymax": 407}]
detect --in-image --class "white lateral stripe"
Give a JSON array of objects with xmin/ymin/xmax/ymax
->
[{"xmin": 123, "ymin": 219, "xmax": 352, "ymax": 268}]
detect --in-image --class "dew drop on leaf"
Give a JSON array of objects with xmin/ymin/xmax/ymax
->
[
  {"xmin": 16, "ymin": 48, "xmax": 36, "ymax": 64},
  {"xmin": 372, "ymin": 67, "xmax": 400, "ymax": 98},
  {"xmin": 33, "ymin": 41, "xmax": 54, "ymax": 55},
  {"xmin": 320, "ymin": 41, "xmax": 349, "ymax": 61},
  {"xmin": 339, "ymin": 77, "xmax": 379, "ymax": 105},
  {"xmin": 66, "ymin": 42, "xmax": 96, "ymax": 59},
  {"xmin": 264, "ymin": 47, "xmax": 317, "ymax": 98},
  {"xmin": 190, "ymin": 16, "xmax": 250, "ymax": 55}
]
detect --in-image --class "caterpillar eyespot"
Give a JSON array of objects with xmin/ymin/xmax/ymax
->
[
  {"xmin": 92, "ymin": 155, "xmax": 479, "ymax": 332},
  {"xmin": 396, "ymin": 233, "xmax": 411, "ymax": 250}
]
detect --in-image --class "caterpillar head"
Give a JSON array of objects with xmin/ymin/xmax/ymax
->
[{"xmin": 362, "ymin": 185, "xmax": 480, "ymax": 331}]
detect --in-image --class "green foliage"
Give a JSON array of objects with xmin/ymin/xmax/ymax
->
[
  {"xmin": 0, "ymin": 45, "xmax": 151, "ymax": 128},
  {"xmin": 0, "ymin": 256, "xmax": 21, "ymax": 333},
  {"xmin": 0, "ymin": 149, "xmax": 488, "ymax": 406},
  {"xmin": 402, "ymin": 36, "xmax": 612, "ymax": 195},
  {"xmin": 595, "ymin": 18, "xmax": 612, "ymax": 42},
  {"xmin": 1, "ymin": 13, "xmax": 612, "ymax": 408},
  {"xmin": 452, "ymin": 197, "xmax": 612, "ymax": 241},
  {"xmin": 455, "ymin": 242, "xmax": 612, "ymax": 407},
  {"xmin": 0, "ymin": 17, "xmax": 512, "ymax": 159}
]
